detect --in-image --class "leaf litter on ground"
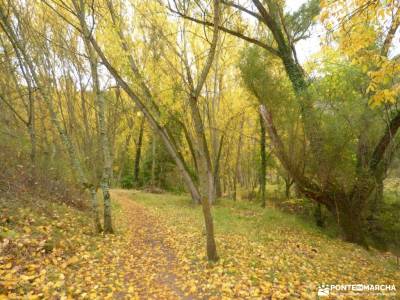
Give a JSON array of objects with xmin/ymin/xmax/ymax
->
[{"xmin": 0, "ymin": 189, "xmax": 399, "ymax": 299}]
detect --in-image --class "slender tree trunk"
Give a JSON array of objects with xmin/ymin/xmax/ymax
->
[
  {"xmin": 117, "ymin": 132, "xmax": 132, "ymax": 185},
  {"xmin": 213, "ymin": 134, "xmax": 224, "ymax": 199},
  {"xmin": 187, "ymin": 94, "xmax": 215, "ymax": 205},
  {"xmin": 214, "ymin": 173, "xmax": 222, "ymax": 199},
  {"xmin": 259, "ymin": 112, "xmax": 267, "ymax": 207},
  {"xmin": 28, "ymin": 121, "xmax": 36, "ymax": 163},
  {"xmin": 27, "ymin": 82, "xmax": 36, "ymax": 164},
  {"xmin": 180, "ymin": 0, "xmax": 219, "ymax": 239},
  {"xmin": 197, "ymin": 137, "xmax": 218, "ymax": 260},
  {"xmin": 76, "ymin": 5, "xmax": 114, "ymax": 233},
  {"xmin": 151, "ymin": 135, "xmax": 156, "ymax": 187},
  {"xmin": 92, "ymin": 72, "xmax": 114, "ymax": 234},
  {"xmin": 189, "ymin": 105, "xmax": 217, "ymax": 271},
  {"xmin": 134, "ymin": 117, "xmax": 145, "ymax": 186},
  {"xmin": 233, "ymin": 117, "xmax": 245, "ymax": 201},
  {"xmin": 181, "ymin": 122, "xmax": 198, "ymax": 174}
]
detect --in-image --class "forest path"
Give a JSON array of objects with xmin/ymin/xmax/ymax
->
[{"xmin": 111, "ymin": 189, "xmax": 193, "ymax": 300}]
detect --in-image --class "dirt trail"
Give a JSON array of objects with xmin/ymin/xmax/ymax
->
[{"xmin": 111, "ymin": 189, "xmax": 193, "ymax": 300}]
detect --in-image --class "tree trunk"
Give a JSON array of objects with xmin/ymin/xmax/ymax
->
[
  {"xmin": 233, "ymin": 117, "xmax": 245, "ymax": 201},
  {"xmin": 190, "ymin": 101, "xmax": 218, "ymax": 259},
  {"xmin": 101, "ymin": 183, "xmax": 113, "ymax": 233},
  {"xmin": 201, "ymin": 195, "xmax": 218, "ymax": 261},
  {"xmin": 27, "ymin": 82, "xmax": 36, "ymax": 164},
  {"xmin": 134, "ymin": 117, "xmax": 145, "ymax": 186},
  {"xmin": 151, "ymin": 135, "xmax": 156, "ymax": 187},
  {"xmin": 338, "ymin": 203, "xmax": 367, "ymax": 247},
  {"xmin": 285, "ymin": 180, "xmax": 291, "ymax": 199},
  {"xmin": 180, "ymin": 121, "xmax": 198, "ymax": 174},
  {"xmin": 284, "ymin": 177, "xmax": 293, "ymax": 199},
  {"xmin": 259, "ymin": 112, "xmax": 267, "ymax": 207},
  {"xmin": 187, "ymin": 92, "xmax": 215, "ymax": 206},
  {"xmin": 78, "ymin": 10, "xmax": 114, "ymax": 234},
  {"xmin": 214, "ymin": 173, "xmax": 222, "ymax": 199},
  {"xmin": 117, "ymin": 132, "xmax": 132, "ymax": 185},
  {"xmin": 370, "ymin": 178, "xmax": 384, "ymax": 210},
  {"xmin": 94, "ymin": 88, "xmax": 113, "ymax": 234},
  {"xmin": 90, "ymin": 188, "xmax": 102, "ymax": 233},
  {"xmin": 213, "ymin": 134, "xmax": 224, "ymax": 199},
  {"xmin": 314, "ymin": 203, "xmax": 324, "ymax": 227},
  {"xmin": 28, "ymin": 121, "xmax": 36, "ymax": 163}
]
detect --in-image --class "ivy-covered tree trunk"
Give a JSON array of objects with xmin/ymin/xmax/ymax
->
[{"xmin": 337, "ymin": 200, "xmax": 367, "ymax": 247}]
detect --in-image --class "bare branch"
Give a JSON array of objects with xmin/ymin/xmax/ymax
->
[
  {"xmin": 171, "ymin": 9, "xmax": 279, "ymax": 56},
  {"xmin": 221, "ymin": 0, "xmax": 264, "ymax": 23}
]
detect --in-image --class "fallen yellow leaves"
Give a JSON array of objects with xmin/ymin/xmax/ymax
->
[
  {"xmin": 130, "ymin": 190, "xmax": 400, "ymax": 299},
  {"xmin": 0, "ymin": 191, "xmax": 197, "ymax": 299},
  {"xmin": 1, "ymin": 190, "xmax": 399, "ymax": 299}
]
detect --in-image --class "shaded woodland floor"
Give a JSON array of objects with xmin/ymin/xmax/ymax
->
[{"xmin": 0, "ymin": 189, "xmax": 399, "ymax": 299}]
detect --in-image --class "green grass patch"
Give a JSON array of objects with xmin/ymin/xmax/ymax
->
[{"xmin": 131, "ymin": 191, "xmax": 339, "ymax": 244}]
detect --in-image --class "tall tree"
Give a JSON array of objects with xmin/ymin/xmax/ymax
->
[
  {"xmin": 73, "ymin": 0, "xmax": 114, "ymax": 233},
  {"xmin": 176, "ymin": 0, "xmax": 400, "ymax": 246},
  {"xmin": 259, "ymin": 111, "xmax": 267, "ymax": 207}
]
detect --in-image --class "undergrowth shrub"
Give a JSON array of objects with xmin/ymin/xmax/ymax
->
[{"xmin": 0, "ymin": 144, "xmax": 87, "ymax": 210}]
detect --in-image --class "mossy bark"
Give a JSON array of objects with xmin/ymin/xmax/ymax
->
[
  {"xmin": 90, "ymin": 188, "xmax": 102, "ymax": 233},
  {"xmin": 339, "ymin": 205, "xmax": 367, "ymax": 247},
  {"xmin": 101, "ymin": 184, "xmax": 114, "ymax": 234}
]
